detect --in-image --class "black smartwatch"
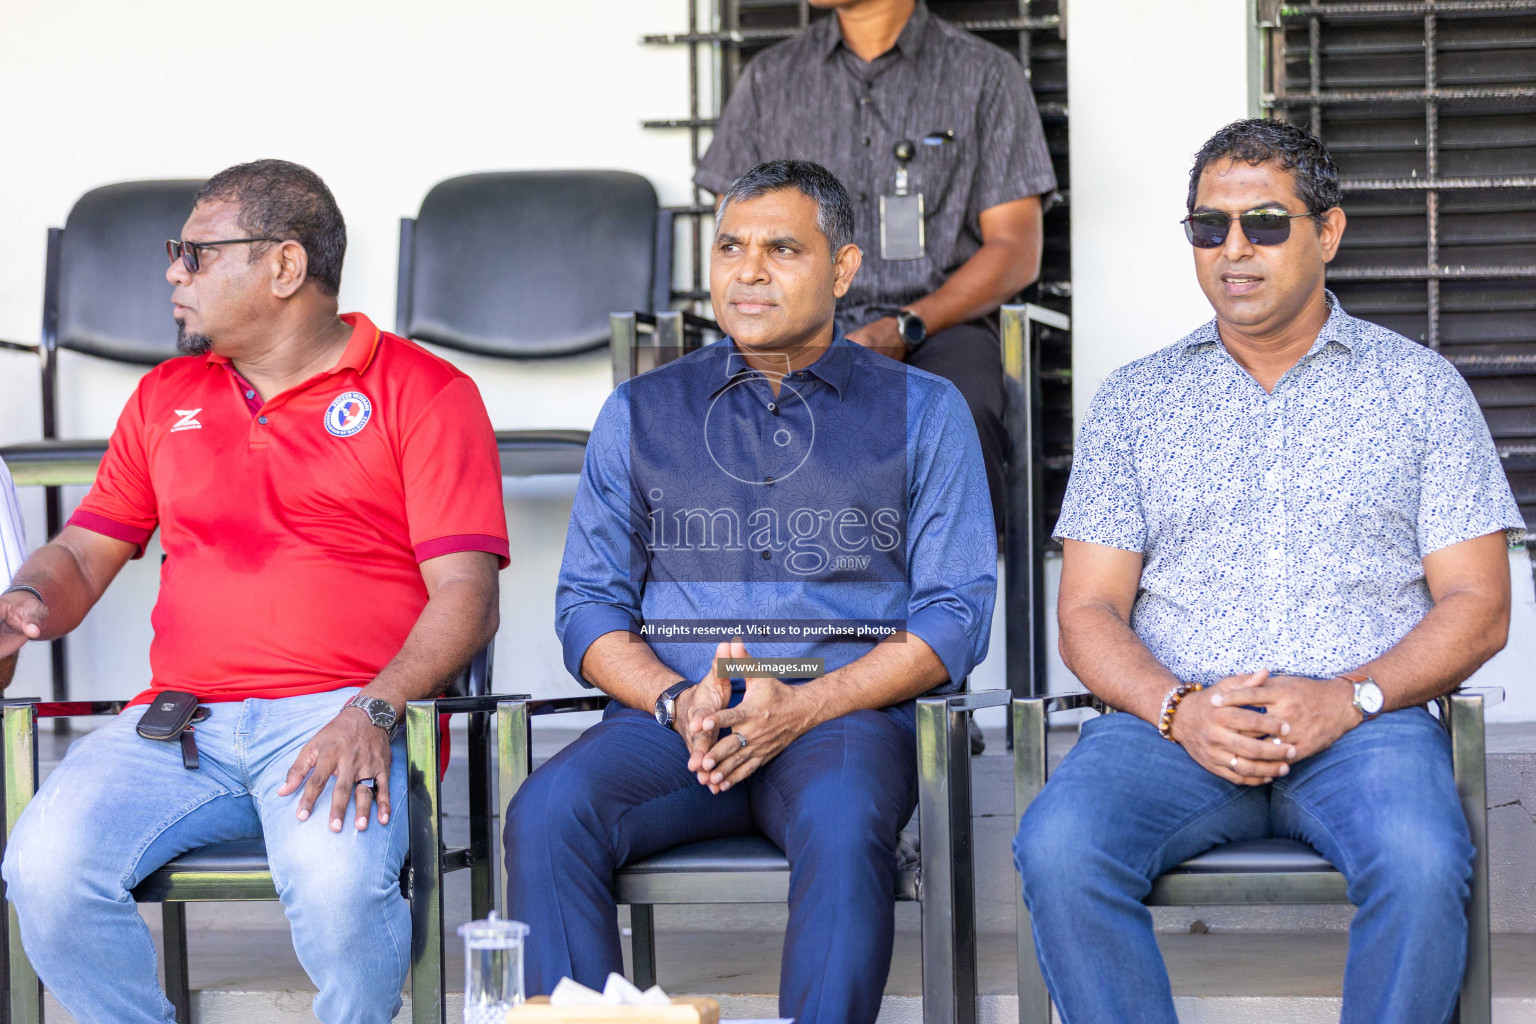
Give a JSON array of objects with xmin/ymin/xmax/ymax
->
[
  {"xmin": 653, "ymin": 679, "xmax": 693, "ymax": 728},
  {"xmin": 896, "ymin": 309, "xmax": 928, "ymax": 352}
]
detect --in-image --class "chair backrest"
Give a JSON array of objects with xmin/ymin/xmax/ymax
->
[
  {"xmin": 55, "ymin": 180, "xmax": 205, "ymax": 365},
  {"xmin": 444, "ymin": 643, "xmax": 494, "ymax": 698},
  {"xmin": 399, "ymin": 171, "xmax": 663, "ymax": 359}
]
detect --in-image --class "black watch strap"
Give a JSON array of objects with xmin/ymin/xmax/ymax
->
[{"xmin": 654, "ymin": 678, "xmax": 693, "ymax": 727}]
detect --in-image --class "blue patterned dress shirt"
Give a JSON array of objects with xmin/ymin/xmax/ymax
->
[
  {"xmin": 1054, "ymin": 293, "xmax": 1523, "ymax": 684},
  {"xmin": 557, "ymin": 331, "xmax": 996, "ymax": 691}
]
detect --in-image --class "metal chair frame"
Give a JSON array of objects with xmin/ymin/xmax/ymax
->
[
  {"xmin": 1012, "ymin": 687, "xmax": 1500, "ymax": 1024},
  {"xmin": 498, "ymin": 689, "xmax": 1008, "ymax": 1024},
  {"xmin": 0, "ymin": 647, "xmax": 522, "ymax": 1024}
]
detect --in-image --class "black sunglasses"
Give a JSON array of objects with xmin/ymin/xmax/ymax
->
[
  {"xmin": 1182, "ymin": 209, "xmax": 1315, "ymax": 249},
  {"xmin": 166, "ymin": 237, "xmax": 280, "ymax": 273}
]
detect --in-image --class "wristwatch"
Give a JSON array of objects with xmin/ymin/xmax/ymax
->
[
  {"xmin": 1340, "ymin": 671, "xmax": 1384, "ymax": 721},
  {"xmin": 653, "ymin": 679, "xmax": 693, "ymax": 728},
  {"xmin": 344, "ymin": 694, "xmax": 399, "ymax": 733},
  {"xmin": 896, "ymin": 309, "xmax": 928, "ymax": 352}
]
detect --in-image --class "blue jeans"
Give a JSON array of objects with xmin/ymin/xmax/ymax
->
[
  {"xmin": 1, "ymin": 688, "xmax": 411, "ymax": 1024},
  {"xmin": 1014, "ymin": 707, "xmax": 1473, "ymax": 1024},
  {"xmin": 503, "ymin": 700, "xmax": 917, "ymax": 1024}
]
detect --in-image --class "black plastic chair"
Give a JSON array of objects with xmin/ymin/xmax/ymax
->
[
  {"xmin": 0, "ymin": 647, "xmax": 523, "ymax": 1024},
  {"xmin": 0, "ymin": 180, "xmax": 205, "ymax": 711},
  {"xmin": 1012, "ymin": 688, "xmax": 1499, "ymax": 1024},
  {"xmin": 396, "ymin": 171, "xmax": 671, "ymax": 479}
]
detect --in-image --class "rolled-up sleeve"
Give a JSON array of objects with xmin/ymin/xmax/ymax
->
[
  {"xmin": 556, "ymin": 387, "xmax": 646, "ymax": 685},
  {"xmin": 903, "ymin": 378, "xmax": 997, "ymax": 689},
  {"xmin": 1053, "ymin": 372, "xmax": 1146, "ymax": 552}
]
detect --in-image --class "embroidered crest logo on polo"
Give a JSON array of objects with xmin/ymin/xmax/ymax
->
[{"xmin": 324, "ymin": 391, "xmax": 372, "ymax": 437}]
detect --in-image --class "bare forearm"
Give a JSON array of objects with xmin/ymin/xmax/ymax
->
[
  {"xmin": 794, "ymin": 632, "xmax": 948, "ymax": 728},
  {"xmin": 907, "ymin": 238, "xmax": 1041, "ymax": 334},
  {"xmin": 1059, "ymin": 603, "xmax": 1182, "ymax": 723},
  {"xmin": 364, "ymin": 578, "xmax": 499, "ymax": 714},
  {"xmin": 580, "ymin": 630, "xmax": 688, "ymax": 712},
  {"xmin": 1356, "ymin": 589, "xmax": 1510, "ymax": 711},
  {"xmin": 9, "ymin": 534, "xmax": 115, "ymax": 639}
]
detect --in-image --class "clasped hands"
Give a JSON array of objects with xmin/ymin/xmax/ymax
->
[
  {"xmin": 1169, "ymin": 669, "xmax": 1363, "ymax": 786},
  {"xmin": 670, "ymin": 640, "xmax": 817, "ymax": 794}
]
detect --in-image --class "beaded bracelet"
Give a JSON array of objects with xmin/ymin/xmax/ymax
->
[{"xmin": 1157, "ymin": 681, "xmax": 1205, "ymax": 742}]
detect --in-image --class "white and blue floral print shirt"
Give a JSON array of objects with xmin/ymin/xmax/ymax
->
[{"xmin": 1054, "ymin": 293, "xmax": 1523, "ymax": 684}]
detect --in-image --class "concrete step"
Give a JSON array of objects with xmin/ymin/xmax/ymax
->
[{"xmin": 35, "ymin": 928, "xmax": 1536, "ymax": 1023}]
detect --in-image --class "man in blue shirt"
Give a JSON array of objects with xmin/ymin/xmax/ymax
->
[
  {"xmin": 1014, "ymin": 120, "xmax": 1523, "ymax": 1024},
  {"xmin": 504, "ymin": 160, "xmax": 995, "ymax": 1024}
]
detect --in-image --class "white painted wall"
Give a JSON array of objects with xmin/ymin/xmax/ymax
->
[
  {"xmin": 0, "ymin": 0, "xmax": 1528, "ymax": 719},
  {"xmin": 1064, "ymin": 0, "xmax": 1535, "ymax": 720},
  {"xmin": 0, "ymin": 0, "xmax": 693, "ymax": 707}
]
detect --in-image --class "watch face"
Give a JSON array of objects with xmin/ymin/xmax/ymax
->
[
  {"xmin": 1358, "ymin": 681, "xmax": 1385, "ymax": 715},
  {"xmin": 900, "ymin": 314, "xmax": 924, "ymax": 344}
]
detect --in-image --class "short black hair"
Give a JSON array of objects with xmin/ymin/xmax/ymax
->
[
  {"xmin": 194, "ymin": 159, "xmax": 346, "ymax": 295},
  {"xmin": 718, "ymin": 159, "xmax": 856, "ymax": 256},
  {"xmin": 1187, "ymin": 118, "xmax": 1344, "ymax": 221}
]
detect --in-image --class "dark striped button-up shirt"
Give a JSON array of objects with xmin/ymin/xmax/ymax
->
[{"xmin": 695, "ymin": 2, "xmax": 1057, "ymax": 331}]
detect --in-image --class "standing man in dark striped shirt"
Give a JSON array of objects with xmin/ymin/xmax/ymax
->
[{"xmin": 696, "ymin": 0, "xmax": 1058, "ymax": 525}]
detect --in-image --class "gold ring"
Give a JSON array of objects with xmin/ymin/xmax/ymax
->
[{"xmin": 1229, "ymin": 756, "xmax": 1239, "ymax": 770}]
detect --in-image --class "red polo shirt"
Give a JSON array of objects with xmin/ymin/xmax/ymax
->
[{"xmin": 70, "ymin": 313, "xmax": 509, "ymax": 707}]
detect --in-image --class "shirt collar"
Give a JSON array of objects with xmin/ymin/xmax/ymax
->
[
  {"xmin": 1181, "ymin": 289, "xmax": 1357, "ymax": 360},
  {"xmin": 204, "ymin": 312, "xmax": 384, "ymax": 375},
  {"xmin": 714, "ymin": 325, "xmax": 853, "ymax": 399},
  {"xmin": 820, "ymin": 1, "xmax": 930, "ymax": 61}
]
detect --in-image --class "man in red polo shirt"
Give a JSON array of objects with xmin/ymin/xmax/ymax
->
[{"xmin": 0, "ymin": 159, "xmax": 507, "ymax": 1024}]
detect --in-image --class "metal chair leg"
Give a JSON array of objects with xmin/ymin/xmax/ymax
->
[
  {"xmin": 1447, "ymin": 692, "xmax": 1492, "ymax": 1024},
  {"xmin": 3, "ymin": 704, "xmax": 43, "ymax": 1024},
  {"xmin": 467, "ymin": 711, "xmax": 494, "ymax": 921},
  {"xmin": 630, "ymin": 904, "xmax": 657, "ymax": 990},
  {"xmin": 915, "ymin": 697, "xmax": 977, "ymax": 1024},
  {"xmin": 162, "ymin": 901, "xmax": 192, "ymax": 1023},
  {"xmin": 407, "ymin": 701, "xmax": 446, "ymax": 1024},
  {"xmin": 1012, "ymin": 698, "xmax": 1053, "ymax": 1024}
]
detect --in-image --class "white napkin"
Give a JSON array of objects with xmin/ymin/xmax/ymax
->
[{"xmin": 548, "ymin": 973, "xmax": 671, "ymax": 1007}]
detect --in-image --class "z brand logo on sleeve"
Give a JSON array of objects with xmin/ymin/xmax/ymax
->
[
  {"xmin": 170, "ymin": 409, "xmax": 203, "ymax": 433},
  {"xmin": 324, "ymin": 392, "xmax": 373, "ymax": 437}
]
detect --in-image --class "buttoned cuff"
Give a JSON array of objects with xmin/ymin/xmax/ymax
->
[
  {"xmin": 904, "ymin": 605, "xmax": 974, "ymax": 691},
  {"xmin": 562, "ymin": 604, "xmax": 641, "ymax": 687}
]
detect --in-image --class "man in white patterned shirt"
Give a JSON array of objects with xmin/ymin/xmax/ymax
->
[
  {"xmin": 0, "ymin": 456, "xmax": 26, "ymax": 689},
  {"xmin": 1014, "ymin": 119, "xmax": 1523, "ymax": 1024}
]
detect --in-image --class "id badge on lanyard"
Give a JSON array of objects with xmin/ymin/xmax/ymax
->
[{"xmin": 880, "ymin": 139, "xmax": 925, "ymax": 261}]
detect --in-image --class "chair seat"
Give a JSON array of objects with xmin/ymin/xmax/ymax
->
[
  {"xmin": 1146, "ymin": 838, "xmax": 1346, "ymax": 907},
  {"xmin": 133, "ymin": 839, "xmax": 276, "ymax": 903},
  {"xmin": 614, "ymin": 835, "xmax": 920, "ymax": 903},
  {"xmin": 1165, "ymin": 838, "xmax": 1336, "ymax": 874},
  {"xmin": 495, "ymin": 429, "xmax": 589, "ymax": 477},
  {"xmin": 0, "ymin": 438, "xmax": 108, "ymax": 486}
]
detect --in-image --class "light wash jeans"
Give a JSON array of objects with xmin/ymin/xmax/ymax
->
[
  {"xmin": 1014, "ymin": 706, "xmax": 1473, "ymax": 1024},
  {"xmin": 1, "ymin": 687, "xmax": 411, "ymax": 1024}
]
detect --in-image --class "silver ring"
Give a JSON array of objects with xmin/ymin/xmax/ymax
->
[
  {"xmin": 357, "ymin": 778, "xmax": 375, "ymax": 789},
  {"xmin": 1229, "ymin": 756, "xmax": 1239, "ymax": 770},
  {"xmin": 737, "ymin": 733, "xmax": 748, "ymax": 749}
]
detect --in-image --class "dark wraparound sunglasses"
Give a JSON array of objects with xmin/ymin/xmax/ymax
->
[
  {"xmin": 166, "ymin": 237, "xmax": 279, "ymax": 273},
  {"xmin": 1182, "ymin": 209, "xmax": 1315, "ymax": 249}
]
